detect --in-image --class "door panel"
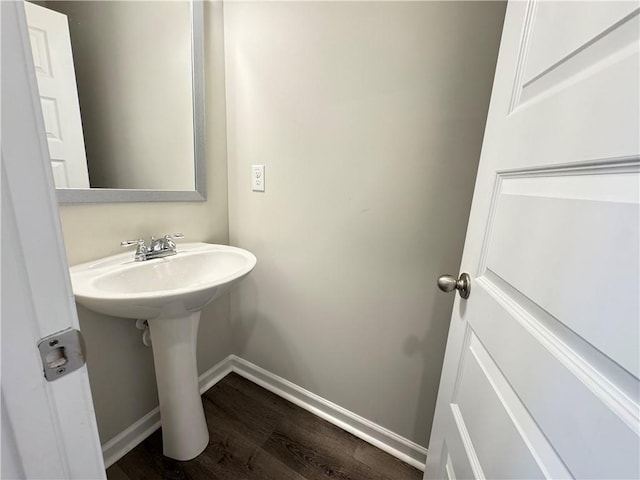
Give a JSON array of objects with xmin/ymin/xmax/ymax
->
[
  {"xmin": 24, "ymin": 1, "xmax": 90, "ymax": 189},
  {"xmin": 425, "ymin": 1, "xmax": 639, "ymax": 478},
  {"xmin": 507, "ymin": 9, "xmax": 638, "ymax": 161},
  {"xmin": 469, "ymin": 284, "xmax": 638, "ymax": 479},
  {"xmin": 486, "ymin": 170, "xmax": 640, "ymax": 377},
  {"xmin": 455, "ymin": 333, "xmax": 545, "ymax": 479},
  {"xmin": 440, "ymin": 447, "xmax": 459, "ymax": 480},
  {"xmin": 522, "ymin": 2, "xmax": 638, "ymax": 88}
]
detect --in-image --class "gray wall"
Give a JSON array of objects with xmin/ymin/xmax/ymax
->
[
  {"xmin": 57, "ymin": 2, "xmax": 228, "ymax": 443},
  {"xmin": 225, "ymin": 1, "xmax": 505, "ymax": 446}
]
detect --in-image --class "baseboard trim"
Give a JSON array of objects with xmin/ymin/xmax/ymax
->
[
  {"xmin": 102, "ymin": 406, "xmax": 161, "ymax": 469},
  {"xmin": 198, "ymin": 356, "xmax": 234, "ymax": 394},
  {"xmin": 102, "ymin": 355, "xmax": 428, "ymax": 471},
  {"xmin": 101, "ymin": 356, "xmax": 232, "ymax": 468},
  {"xmin": 229, "ymin": 355, "xmax": 428, "ymax": 471}
]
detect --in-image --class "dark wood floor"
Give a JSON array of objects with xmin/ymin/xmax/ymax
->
[{"xmin": 107, "ymin": 372, "xmax": 422, "ymax": 480}]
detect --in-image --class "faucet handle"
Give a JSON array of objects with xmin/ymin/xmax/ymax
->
[
  {"xmin": 164, "ymin": 233, "xmax": 184, "ymax": 240},
  {"xmin": 163, "ymin": 233, "xmax": 183, "ymax": 250},
  {"xmin": 121, "ymin": 238, "xmax": 146, "ymax": 250},
  {"xmin": 121, "ymin": 239, "xmax": 148, "ymax": 261}
]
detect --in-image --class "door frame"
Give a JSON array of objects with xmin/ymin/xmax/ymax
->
[{"xmin": 1, "ymin": 1, "xmax": 105, "ymax": 477}]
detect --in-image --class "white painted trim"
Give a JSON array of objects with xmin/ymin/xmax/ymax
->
[
  {"xmin": 101, "ymin": 356, "xmax": 232, "ymax": 468},
  {"xmin": 101, "ymin": 407, "xmax": 161, "ymax": 469},
  {"xmin": 101, "ymin": 355, "xmax": 428, "ymax": 471},
  {"xmin": 199, "ymin": 355, "xmax": 234, "ymax": 394},
  {"xmin": 229, "ymin": 355, "xmax": 428, "ymax": 471}
]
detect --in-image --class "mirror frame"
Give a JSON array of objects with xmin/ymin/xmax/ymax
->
[{"xmin": 56, "ymin": 0, "xmax": 205, "ymax": 204}]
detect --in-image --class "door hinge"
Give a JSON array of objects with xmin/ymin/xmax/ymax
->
[{"xmin": 37, "ymin": 328, "xmax": 86, "ymax": 381}]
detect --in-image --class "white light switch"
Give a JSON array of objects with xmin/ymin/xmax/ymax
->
[{"xmin": 252, "ymin": 165, "xmax": 265, "ymax": 192}]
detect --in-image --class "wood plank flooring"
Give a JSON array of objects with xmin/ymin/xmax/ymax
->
[{"xmin": 107, "ymin": 373, "xmax": 422, "ymax": 480}]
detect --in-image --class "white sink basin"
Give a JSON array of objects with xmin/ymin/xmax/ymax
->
[
  {"xmin": 70, "ymin": 242, "xmax": 256, "ymax": 461},
  {"xmin": 71, "ymin": 242, "xmax": 256, "ymax": 319}
]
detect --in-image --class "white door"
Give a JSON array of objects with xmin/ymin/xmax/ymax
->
[
  {"xmin": 23, "ymin": 1, "xmax": 90, "ymax": 189},
  {"xmin": 425, "ymin": 2, "xmax": 639, "ymax": 479},
  {"xmin": 1, "ymin": 1, "xmax": 105, "ymax": 478}
]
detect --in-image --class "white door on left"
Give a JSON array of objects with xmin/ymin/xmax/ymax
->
[
  {"xmin": 24, "ymin": 1, "xmax": 90, "ymax": 189},
  {"xmin": 1, "ymin": 1, "xmax": 104, "ymax": 478}
]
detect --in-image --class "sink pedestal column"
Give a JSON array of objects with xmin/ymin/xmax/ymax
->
[{"xmin": 148, "ymin": 311, "xmax": 209, "ymax": 460}]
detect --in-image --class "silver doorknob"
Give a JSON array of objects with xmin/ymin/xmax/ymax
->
[{"xmin": 437, "ymin": 273, "xmax": 471, "ymax": 299}]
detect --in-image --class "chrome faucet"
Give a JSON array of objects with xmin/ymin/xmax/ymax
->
[{"xmin": 121, "ymin": 233, "xmax": 184, "ymax": 261}]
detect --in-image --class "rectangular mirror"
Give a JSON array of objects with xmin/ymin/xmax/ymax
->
[{"xmin": 24, "ymin": 0, "xmax": 205, "ymax": 203}]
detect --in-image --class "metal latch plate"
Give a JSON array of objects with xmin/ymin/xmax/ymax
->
[{"xmin": 37, "ymin": 329, "xmax": 86, "ymax": 381}]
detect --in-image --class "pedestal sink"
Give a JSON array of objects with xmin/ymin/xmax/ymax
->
[{"xmin": 70, "ymin": 243, "xmax": 256, "ymax": 461}]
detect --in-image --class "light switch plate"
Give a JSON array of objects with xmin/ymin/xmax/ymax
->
[{"xmin": 252, "ymin": 165, "xmax": 265, "ymax": 192}]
